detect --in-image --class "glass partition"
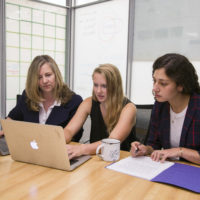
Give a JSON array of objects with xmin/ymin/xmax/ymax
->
[
  {"xmin": 6, "ymin": 0, "xmax": 67, "ymax": 114},
  {"xmin": 75, "ymin": 0, "xmax": 102, "ymax": 6},
  {"xmin": 131, "ymin": 0, "xmax": 200, "ymax": 104},
  {"xmin": 73, "ymin": 0, "xmax": 129, "ymax": 99},
  {"xmin": 37, "ymin": 0, "xmax": 66, "ymax": 6}
]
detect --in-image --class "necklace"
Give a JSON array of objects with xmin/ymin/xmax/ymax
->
[{"xmin": 170, "ymin": 106, "xmax": 187, "ymax": 124}]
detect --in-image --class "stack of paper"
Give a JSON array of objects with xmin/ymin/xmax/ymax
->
[{"xmin": 106, "ymin": 156, "xmax": 200, "ymax": 193}]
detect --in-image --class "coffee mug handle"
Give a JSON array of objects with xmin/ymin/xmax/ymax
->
[{"xmin": 96, "ymin": 144, "xmax": 104, "ymax": 159}]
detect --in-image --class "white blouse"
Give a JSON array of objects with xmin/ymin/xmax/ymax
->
[
  {"xmin": 39, "ymin": 100, "xmax": 61, "ymax": 124},
  {"xmin": 170, "ymin": 106, "xmax": 188, "ymax": 148}
]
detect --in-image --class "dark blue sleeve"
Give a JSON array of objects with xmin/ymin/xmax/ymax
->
[
  {"xmin": 67, "ymin": 94, "xmax": 83, "ymax": 122},
  {"xmin": 47, "ymin": 94, "xmax": 84, "ymax": 142},
  {"xmin": 7, "ymin": 90, "xmax": 26, "ymax": 121}
]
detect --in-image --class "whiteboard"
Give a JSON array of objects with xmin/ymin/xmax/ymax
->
[{"xmin": 73, "ymin": 0, "xmax": 129, "ymax": 99}]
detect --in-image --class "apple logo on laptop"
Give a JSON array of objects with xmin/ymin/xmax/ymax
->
[{"xmin": 30, "ymin": 140, "xmax": 39, "ymax": 150}]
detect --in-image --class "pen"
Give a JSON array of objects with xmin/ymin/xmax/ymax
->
[
  {"xmin": 135, "ymin": 147, "xmax": 139, "ymax": 154},
  {"xmin": 135, "ymin": 143, "xmax": 140, "ymax": 154}
]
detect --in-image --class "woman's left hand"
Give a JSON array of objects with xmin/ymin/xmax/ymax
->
[
  {"xmin": 151, "ymin": 148, "xmax": 180, "ymax": 162},
  {"xmin": 66, "ymin": 144, "xmax": 83, "ymax": 160}
]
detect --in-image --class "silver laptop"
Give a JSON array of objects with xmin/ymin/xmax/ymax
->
[{"xmin": 0, "ymin": 119, "xmax": 91, "ymax": 171}]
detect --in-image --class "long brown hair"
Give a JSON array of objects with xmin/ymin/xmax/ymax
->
[
  {"xmin": 25, "ymin": 55, "xmax": 74, "ymax": 111},
  {"xmin": 92, "ymin": 64, "xmax": 124, "ymax": 133}
]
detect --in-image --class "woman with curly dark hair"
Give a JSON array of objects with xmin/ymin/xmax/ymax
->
[{"xmin": 131, "ymin": 53, "xmax": 200, "ymax": 165}]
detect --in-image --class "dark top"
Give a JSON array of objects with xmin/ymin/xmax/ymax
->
[
  {"xmin": 8, "ymin": 90, "xmax": 83, "ymax": 142},
  {"xmin": 90, "ymin": 98, "xmax": 136, "ymax": 151},
  {"xmin": 147, "ymin": 93, "xmax": 200, "ymax": 155}
]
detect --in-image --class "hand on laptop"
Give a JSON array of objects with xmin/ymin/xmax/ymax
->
[{"xmin": 66, "ymin": 144, "xmax": 83, "ymax": 160}]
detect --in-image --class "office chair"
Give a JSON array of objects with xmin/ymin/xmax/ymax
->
[
  {"xmin": 80, "ymin": 116, "xmax": 91, "ymax": 144},
  {"xmin": 16, "ymin": 94, "xmax": 22, "ymax": 104},
  {"xmin": 135, "ymin": 104, "xmax": 153, "ymax": 144}
]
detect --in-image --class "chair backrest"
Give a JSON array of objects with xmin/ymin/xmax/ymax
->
[
  {"xmin": 135, "ymin": 104, "xmax": 153, "ymax": 144},
  {"xmin": 79, "ymin": 116, "xmax": 91, "ymax": 144},
  {"xmin": 16, "ymin": 94, "xmax": 22, "ymax": 105}
]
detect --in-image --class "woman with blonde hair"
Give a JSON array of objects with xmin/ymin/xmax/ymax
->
[
  {"xmin": 2, "ymin": 55, "xmax": 83, "ymax": 141},
  {"xmin": 64, "ymin": 64, "xmax": 136, "ymax": 159}
]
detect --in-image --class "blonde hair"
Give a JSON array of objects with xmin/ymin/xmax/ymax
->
[
  {"xmin": 92, "ymin": 64, "xmax": 124, "ymax": 133},
  {"xmin": 25, "ymin": 55, "xmax": 74, "ymax": 111}
]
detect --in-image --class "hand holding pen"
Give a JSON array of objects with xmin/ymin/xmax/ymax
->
[
  {"xmin": 134, "ymin": 143, "xmax": 141, "ymax": 154},
  {"xmin": 130, "ymin": 141, "xmax": 149, "ymax": 157}
]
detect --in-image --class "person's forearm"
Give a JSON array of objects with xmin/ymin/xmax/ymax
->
[
  {"xmin": 80, "ymin": 141, "xmax": 102, "ymax": 155},
  {"xmin": 179, "ymin": 147, "xmax": 200, "ymax": 165},
  {"xmin": 64, "ymin": 129, "xmax": 74, "ymax": 143}
]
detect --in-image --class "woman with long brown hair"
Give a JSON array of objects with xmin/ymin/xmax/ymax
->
[
  {"xmin": 64, "ymin": 63, "xmax": 136, "ymax": 159},
  {"xmin": 2, "ymin": 55, "xmax": 83, "ymax": 142}
]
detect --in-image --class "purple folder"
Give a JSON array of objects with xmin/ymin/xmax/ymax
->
[{"xmin": 151, "ymin": 163, "xmax": 200, "ymax": 193}]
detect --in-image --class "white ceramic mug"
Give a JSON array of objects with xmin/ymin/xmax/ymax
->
[{"xmin": 96, "ymin": 138, "xmax": 120, "ymax": 162}]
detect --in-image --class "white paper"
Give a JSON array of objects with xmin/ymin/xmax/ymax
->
[{"xmin": 106, "ymin": 156, "xmax": 174, "ymax": 180}]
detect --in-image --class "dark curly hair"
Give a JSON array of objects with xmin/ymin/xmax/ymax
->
[{"xmin": 152, "ymin": 53, "xmax": 200, "ymax": 95}]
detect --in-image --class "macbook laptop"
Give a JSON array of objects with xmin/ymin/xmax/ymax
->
[
  {"xmin": 0, "ymin": 119, "xmax": 91, "ymax": 171},
  {"xmin": 0, "ymin": 136, "xmax": 10, "ymax": 156}
]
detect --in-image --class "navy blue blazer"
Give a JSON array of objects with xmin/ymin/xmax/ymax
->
[
  {"xmin": 147, "ymin": 93, "xmax": 200, "ymax": 154},
  {"xmin": 8, "ymin": 90, "xmax": 83, "ymax": 142}
]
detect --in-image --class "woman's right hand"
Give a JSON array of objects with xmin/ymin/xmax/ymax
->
[
  {"xmin": 130, "ymin": 141, "xmax": 149, "ymax": 157},
  {"xmin": 66, "ymin": 144, "xmax": 85, "ymax": 160}
]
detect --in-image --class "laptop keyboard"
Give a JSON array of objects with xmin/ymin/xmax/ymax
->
[{"xmin": 70, "ymin": 158, "xmax": 79, "ymax": 165}]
